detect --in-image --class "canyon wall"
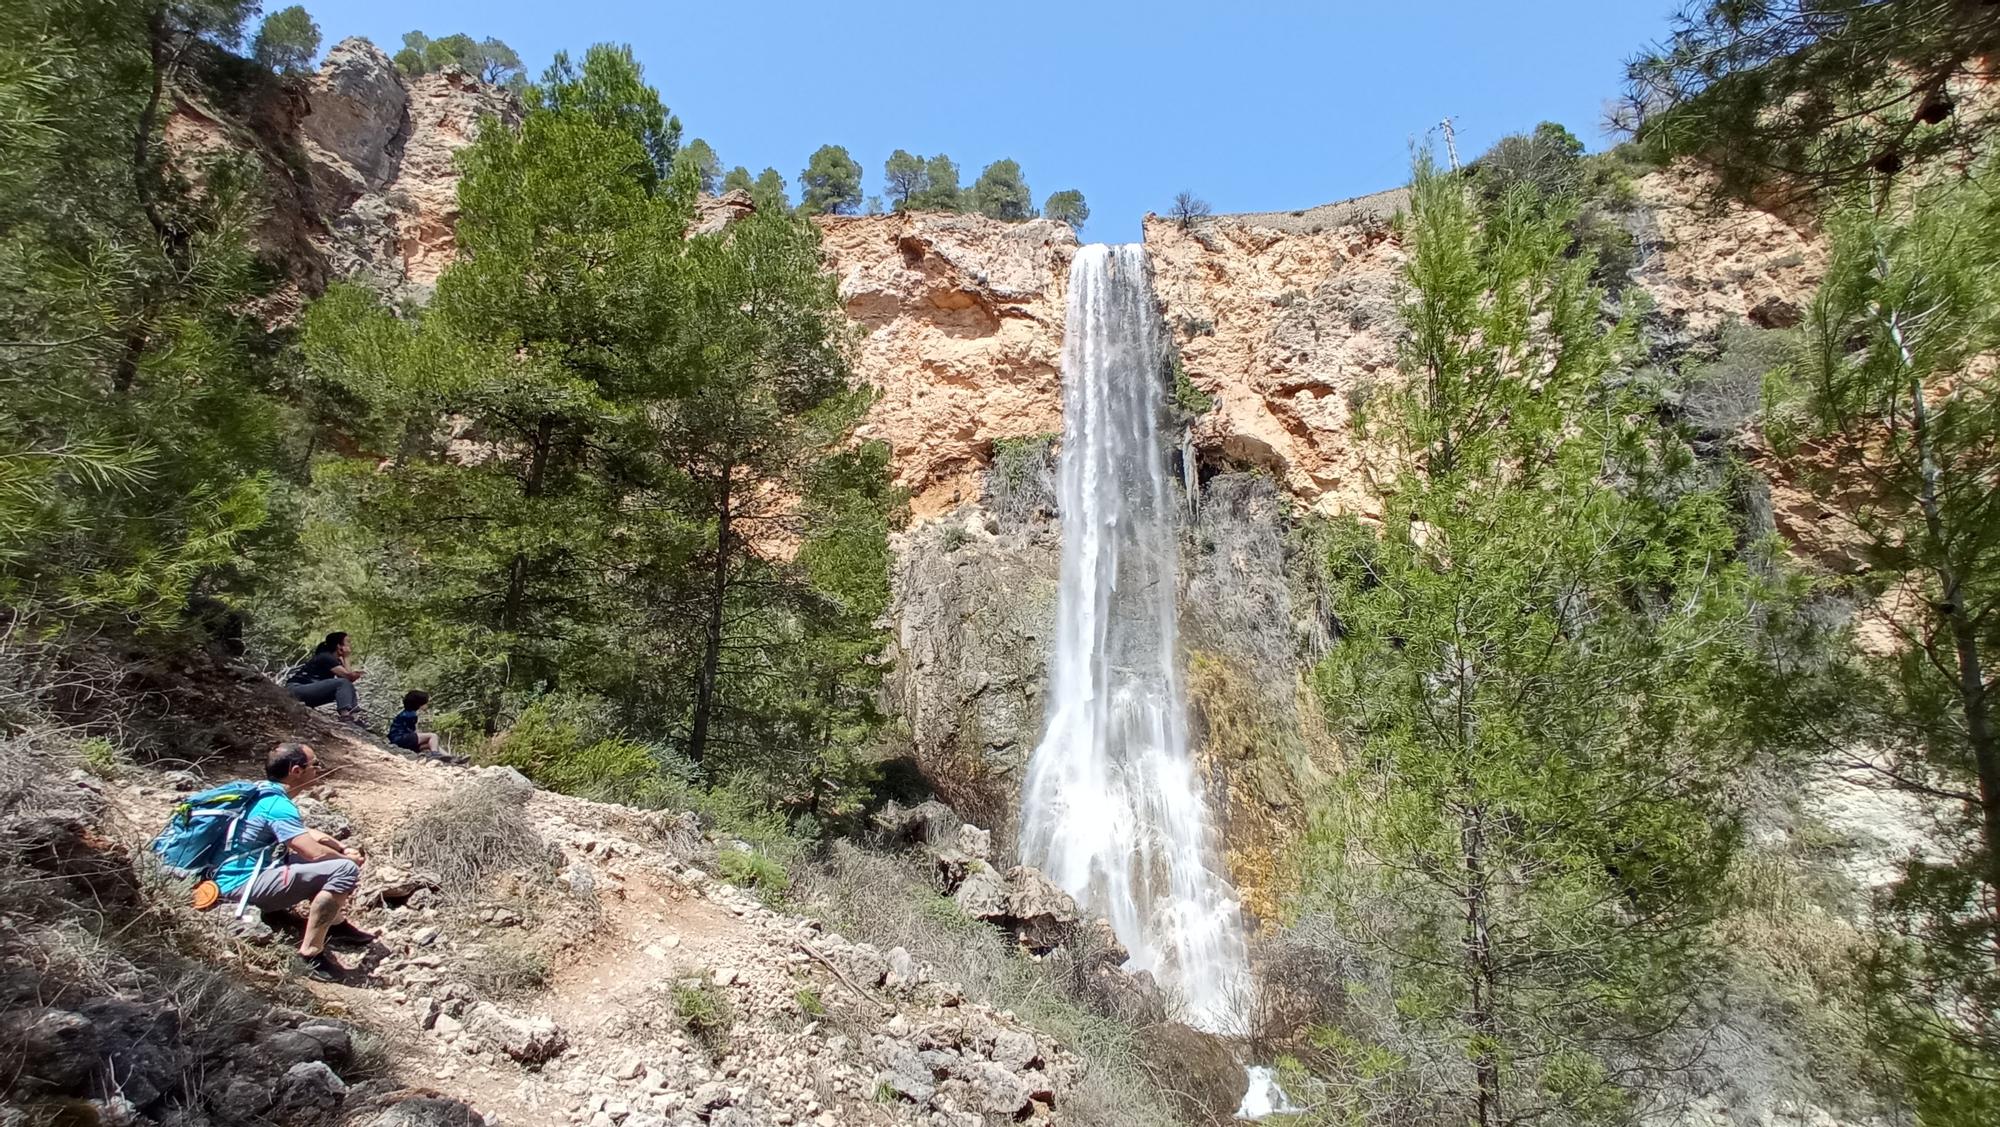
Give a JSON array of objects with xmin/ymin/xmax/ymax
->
[{"xmin": 180, "ymin": 50, "xmax": 1840, "ymax": 903}]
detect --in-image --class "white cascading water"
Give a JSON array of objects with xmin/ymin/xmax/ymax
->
[{"xmin": 1017, "ymin": 243, "xmax": 1253, "ymax": 1034}]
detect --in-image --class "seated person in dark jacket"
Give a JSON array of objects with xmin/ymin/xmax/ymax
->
[
  {"xmin": 285, "ymin": 631, "xmax": 364, "ymax": 724},
  {"xmin": 387, "ymin": 690, "xmax": 446, "ymax": 757}
]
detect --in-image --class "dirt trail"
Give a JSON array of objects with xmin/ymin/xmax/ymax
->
[{"xmin": 105, "ymin": 676, "xmax": 1085, "ymax": 1127}]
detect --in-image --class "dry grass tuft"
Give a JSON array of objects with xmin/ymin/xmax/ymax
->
[{"xmin": 389, "ymin": 775, "xmax": 558, "ymax": 900}]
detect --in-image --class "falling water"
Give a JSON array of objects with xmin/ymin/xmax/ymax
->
[{"xmin": 1017, "ymin": 244, "xmax": 1252, "ymax": 1035}]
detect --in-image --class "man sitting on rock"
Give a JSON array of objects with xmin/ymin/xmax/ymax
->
[{"xmin": 213, "ymin": 742, "xmax": 376, "ymax": 981}]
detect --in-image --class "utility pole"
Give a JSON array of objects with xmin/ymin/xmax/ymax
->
[{"xmin": 1441, "ymin": 117, "xmax": 1461, "ymax": 171}]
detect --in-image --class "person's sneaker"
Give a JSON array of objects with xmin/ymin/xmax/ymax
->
[
  {"xmin": 325, "ymin": 920, "xmax": 378, "ymax": 947},
  {"xmin": 296, "ymin": 950, "xmax": 347, "ymax": 983},
  {"xmin": 335, "ymin": 709, "xmax": 369, "ymax": 730}
]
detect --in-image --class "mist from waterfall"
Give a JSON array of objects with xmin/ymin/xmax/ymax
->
[{"xmin": 1017, "ymin": 243, "xmax": 1252, "ymax": 1035}]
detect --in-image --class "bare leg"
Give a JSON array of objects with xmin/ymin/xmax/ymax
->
[
  {"xmin": 418, "ymin": 732, "xmax": 440, "ymax": 754},
  {"xmin": 300, "ymin": 889, "xmax": 351, "ymax": 957}
]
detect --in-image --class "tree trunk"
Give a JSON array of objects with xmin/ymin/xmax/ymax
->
[
  {"xmin": 1462, "ymin": 802, "xmax": 1502, "ymax": 1127},
  {"xmin": 1905, "ymin": 368, "xmax": 2000, "ymax": 961},
  {"xmin": 486, "ymin": 414, "xmax": 555, "ymax": 735},
  {"xmin": 687, "ymin": 463, "xmax": 733, "ymax": 766}
]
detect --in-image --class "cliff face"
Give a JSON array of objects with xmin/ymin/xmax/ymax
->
[
  {"xmin": 818, "ymin": 214, "xmax": 1077, "ymax": 518},
  {"xmin": 298, "ymin": 39, "xmax": 520, "ymax": 302},
  {"xmin": 165, "ymin": 37, "xmax": 518, "ymax": 316}
]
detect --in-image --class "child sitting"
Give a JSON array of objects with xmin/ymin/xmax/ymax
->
[{"xmin": 387, "ymin": 690, "xmax": 445, "ymax": 758}]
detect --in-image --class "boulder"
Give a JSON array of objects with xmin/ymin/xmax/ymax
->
[
  {"xmin": 1003, "ymin": 866, "xmax": 1080, "ymax": 951},
  {"xmin": 876, "ymin": 1046, "xmax": 936, "ymax": 1103},
  {"xmin": 955, "ymin": 823, "xmax": 992, "ymax": 862},
  {"xmin": 987, "ymin": 1029, "xmax": 1040, "ymax": 1073},
  {"xmin": 966, "ymin": 1060, "xmax": 1031, "ymax": 1115},
  {"xmin": 358, "ymin": 864, "xmax": 439, "ymax": 908},
  {"xmin": 951, "ymin": 864, "xmax": 1010, "ymax": 923},
  {"xmin": 870, "ymin": 799, "xmax": 958, "ymax": 845},
  {"xmin": 275, "ymin": 1060, "xmax": 348, "ymax": 1121},
  {"xmin": 464, "ymin": 1002, "xmax": 567, "ymax": 1066},
  {"xmin": 302, "ymin": 38, "xmax": 406, "ymax": 192}
]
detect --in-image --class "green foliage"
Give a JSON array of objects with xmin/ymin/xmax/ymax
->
[
  {"xmin": 1624, "ymin": 2, "xmax": 2000, "ymax": 204},
  {"xmin": 1, "ymin": 0, "xmax": 293, "ymax": 633},
  {"xmin": 1301, "ymin": 154, "xmax": 1783, "ymax": 1126},
  {"xmin": 491, "ymin": 694, "xmax": 664, "ymax": 800},
  {"xmin": 529, "ymin": 44, "xmax": 680, "ymax": 187},
  {"xmin": 1169, "ymin": 356, "xmax": 1213, "ymax": 416},
  {"xmin": 718, "ymin": 847, "xmax": 790, "ymax": 902},
  {"xmin": 1763, "ymin": 167, "xmax": 2000, "ymax": 1096},
  {"xmin": 912, "ymin": 154, "xmax": 963, "ymax": 211},
  {"xmin": 301, "ymin": 55, "xmax": 898, "ymax": 825},
  {"xmin": 393, "ymin": 30, "xmax": 525, "ymax": 91},
  {"xmin": 671, "ymin": 978, "xmax": 734, "ymax": 1054},
  {"xmin": 721, "ymin": 165, "xmax": 752, "ymax": 195},
  {"xmin": 252, "ymin": 5, "xmax": 319, "ymax": 74},
  {"xmin": 749, "ymin": 167, "xmax": 790, "ymax": 213},
  {"xmin": 1042, "ymin": 188, "xmax": 1088, "ymax": 231},
  {"xmin": 1473, "ymin": 121, "xmax": 1586, "ymax": 202},
  {"xmin": 794, "ymin": 985, "xmax": 826, "ymax": 1017},
  {"xmin": 676, "ymin": 137, "xmax": 720, "ymax": 194},
  {"xmin": 968, "ymin": 158, "xmax": 1033, "ymax": 221},
  {"xmin": 798, "ymin": 144, "xmax": 863, "ymax": 215},
  {"xmin": 883, "ymin": 149, "xmax": 926, "ymax": 210}
]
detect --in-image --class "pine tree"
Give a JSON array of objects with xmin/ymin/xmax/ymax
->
[
  {"xmin": 1301, "ymin": 156, "xmax": 1773, "ymax": 1126},
  {"xmin": 883, "ymin": 149, "xmax": 927, "ymax": 211},
  {"xmin": 798, "ymin": 144, "xmax": 863, "ymax": 216},
  {"xmin": 1623, "ymin": 1, "xmax": 2000, "ymax": 203},
  {"xmin": 530, "ymin": 44, "xmax": 680, "ymax": 188},
  {"xmin": 968, "ymin": 158, "xmax": 1032, "ymax": 221},
  {"xmin": 1764, "ymin": 167, "xmax": 2000, "ymax": 1097},
  {"xmin": 252, "ymin": 5, "xmax": 319, "ymax": 75},
  {"xmin": 1042, "ymin": 188, "xmax": 1087, "ymax": 231},
  {"xmin": 722, "ymin": 165, "xmax": 753, "ymax": 195},
  {"xmin": 912, "ymin": 154, "xmax": 962, "ymax": 211},
  {"xmin": 1, "ymin": 0, "xmax": 287, "ymax": 631},
  {"xmin": 749, "ymin": 167, "xmax": 789, "ymax": 214},
  {"xmin": 677, "ymin": 138, "xmax": 721, "ymax": 195}
]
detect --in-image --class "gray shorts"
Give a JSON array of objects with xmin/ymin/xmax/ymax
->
[{"xmin": 240, "ymin": 858, "xmax": 361, "ymax": 911}]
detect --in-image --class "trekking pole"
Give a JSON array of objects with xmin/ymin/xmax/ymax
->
[{"xmin": 235, "ymin": 849, "xmax": 268, "ymax": 919}]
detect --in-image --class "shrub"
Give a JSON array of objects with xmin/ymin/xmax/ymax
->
[
  {"xmin": 672, "ymin": 978, "xmax": 733, "ymax": 1054},
  {"xmin": 987, "ymin": 434, "xmax": 1058, "ymax": 527},
  {"xmin": 490, "ymin": 693, "xmax": 664, "ymax": 802},
  {"xmin": 1171, "ymin": 357, "xmax": 1215, "ymax": 416},
  {"xmin": 468, "ymin": 941, "xmax": 551, "ymax": 998},
  {"xmin": 718, "ymin": 847, "xmax": 790, "ymax": 903},
  {"xmin": 389, "ymin": 775, "xmax": 557, "ymax": 899},
  {"xmin": 1169, "ymin": 191, "xmax": 1212, "ymax": 230}
]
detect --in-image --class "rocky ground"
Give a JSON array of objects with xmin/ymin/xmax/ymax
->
[{"xmin": 1, "ymin": 661, "xmax": 1177, "ymax": 1127}]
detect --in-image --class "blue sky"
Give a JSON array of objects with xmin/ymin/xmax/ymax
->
[{"xmin": 300, "ymin": 1, "xmax": 1683, "ymax": 244}]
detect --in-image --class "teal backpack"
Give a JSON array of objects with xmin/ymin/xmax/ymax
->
[{"xmin": 149, "ymin": 781, "xmax": 285, "ymax": 880}]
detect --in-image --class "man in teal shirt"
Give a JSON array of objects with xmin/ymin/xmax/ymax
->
[{"xmin": 215, "ymin": 743, "xmax": 372, "ymax": 980}]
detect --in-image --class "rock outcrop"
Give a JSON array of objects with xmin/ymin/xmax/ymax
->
[
  {"xmin": 818, "ymin": 213, "xmax": 1076, "ymax": 517},
  {"xmin": 299, "ymin": 38, "xmax": 520, "ymax": 301}
]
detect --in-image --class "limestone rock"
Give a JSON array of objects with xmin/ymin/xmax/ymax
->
[
  {"xmin": 465, "ymin": 1002, "xmax": 568, "ymax": 1066},
  {"xmin": 952, "ymin": 865, "xmax": 1010, "ymax": 923},
  {"xmin": 955, "ymin": 824, "xmax": 992, "ymax": 862},
  {"xmin": 692, "ymin": 190, "xmax": 757, "ymax": 236},
  {"xmin": 1002, "ymin": 866, "xmax": 1079, "ymax": 951}
]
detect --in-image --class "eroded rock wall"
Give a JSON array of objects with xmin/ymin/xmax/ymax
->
[{"xmin": 818, "ymin": 213, "xmax": 1076, "ymax": 518}]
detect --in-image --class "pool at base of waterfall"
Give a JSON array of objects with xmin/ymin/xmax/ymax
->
[{"xmin": 1237, "ymin": 1066, "xmax": 1301, "ymax": 1119}]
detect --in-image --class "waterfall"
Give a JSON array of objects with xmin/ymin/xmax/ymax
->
[{"xmin": 1017, "ymin": 243, "xmax": 1251, "ymax": 1035}]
